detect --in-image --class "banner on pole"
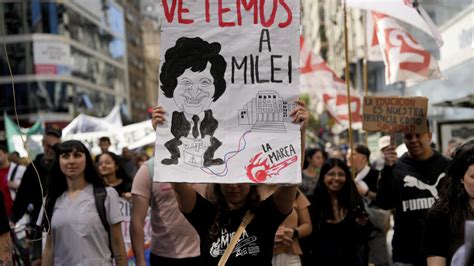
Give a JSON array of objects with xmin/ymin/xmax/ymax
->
[
  {"xmin": 372, "ymin": 12, "xmax": 442, "ymax": 84},
  {"xmin": 346, "ymin": 0, "xmax": 443, "ymax": 46},
  {"xmin": 362, "ymin": 96, "xmax": 428, "ymax": 133},
  {"xmin": 300, "ymin": 37, "xmax": 362, "ymax": 131},
  {"xmin": 154, "ymin": 1, "xmax": 301, "ymax": 184}
]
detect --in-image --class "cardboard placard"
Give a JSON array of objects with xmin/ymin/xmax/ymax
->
[{"xmin": 363, "ymin": 96, "xmax": 428, "ymax": 133}]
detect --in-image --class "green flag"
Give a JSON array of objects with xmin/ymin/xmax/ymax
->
[{"xmin": 4, "ymin": 112, "xmax": 44, "ymax": 156}]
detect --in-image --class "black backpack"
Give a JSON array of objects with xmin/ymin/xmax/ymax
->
[
  {"xmin": 93, "ymin": 185, "xmax": 110, "ymax": 232},
  {"xmin": 93, "ymin": 185, "xmax": 112, "ymax": 254}
]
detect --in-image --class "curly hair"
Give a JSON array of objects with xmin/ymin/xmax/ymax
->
[
  {"xmin": 207, "ymin": 184, "xmax": 260, "ymax": 239},
  {"xmin": 431, "ymin": 140, "xmax": 474, "ymax": 234},
  {"xmin": 160, "ymin": 37, "xmax": 227, "ymax": 101},
  {"xmin": 45, "ymin": 140, "xmax": 105, "ymax": 223}
]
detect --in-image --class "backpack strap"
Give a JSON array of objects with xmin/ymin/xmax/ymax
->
[
  {"xmin": 146, "ymin": 157, "xmax": 154, "ymax": 209},
  {"xmin": 9, "ymin": 163, "xmax": 19, "ymax": 181},
  {"xmin": 93, "ymin": 185, "xmax": 110, "ymax": 232},
  {"xmin": 146, "ymin": 157, "xmax": 154, "ymax": 180},
  {"xmin": 93, "ymin": 185, "xmax": 112, "ymax": 256}
]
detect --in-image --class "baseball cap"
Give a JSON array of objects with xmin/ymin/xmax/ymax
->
[
  {"xmin": 45, "ymin": 124, "xmax": 62, "ymax": 138},
  {"xmin": 378, "ymin": 136, "xmax": 391, "ymax": 151}
]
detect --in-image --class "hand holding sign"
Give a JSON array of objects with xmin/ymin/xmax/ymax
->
[
  {"xmin": 290, "ymin": 99, "xmax": 309, "ymax": 130},
  {"xmin": 152, "ymin": 106, "xmax": 166, "ymax": 130},
  {"xmin": 382, "ymin": 145, "xmax": 398, "ymax": 167}
]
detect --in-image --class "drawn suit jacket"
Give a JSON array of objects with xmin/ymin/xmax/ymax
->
[{"xmin": 170, "ymin": 109, "xmax": 218, "ymax": 139}]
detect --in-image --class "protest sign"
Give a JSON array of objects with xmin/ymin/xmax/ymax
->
[
  {"xmin": 62, "ymin": 120, "xmax": 155, "ymax": 155},
  {"xmin": 154, "ymin": 1, "xmax": 301, "ymax": 183},
  {"xmin": 119, "ymin": 199, "xmax": 152, "ymax": 265},
  {"xmin": 363, "ymin": 96, "xmax": 428, "ymax": 133}
]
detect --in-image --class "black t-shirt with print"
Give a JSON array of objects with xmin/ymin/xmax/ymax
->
[
  {"xmin": 376, "ymin": 151, "xmax": 450, "ymax": 264},
  {"xmin": 185, "ymin": 192, "xmax": 288, "ymax": 266},
  {"xmin": 112, "ymin": 179, "xmax": 132, "ymax": 197}
]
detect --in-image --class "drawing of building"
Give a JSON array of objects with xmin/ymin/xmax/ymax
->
[{"xmin": 238, "ymin": 91, "xmax": 295, "ymax": 133}]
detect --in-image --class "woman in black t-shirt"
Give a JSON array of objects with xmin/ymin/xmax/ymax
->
[
  {"xmin": 97, "ymin": 152, "xmax": 132, "ymax": 200},
  {"xmin": 307, "ymin": 158, "xmax": 370, "ymax": 266},
  {"xmin": 151, "ymin": 100, "xmax": 309, "ymax": 266},
  {"xmin": 423, "ymin": 140, "xmax": 474, "ymax": 266}
]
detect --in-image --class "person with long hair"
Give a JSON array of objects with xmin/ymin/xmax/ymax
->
[
  {"xmin": 307, "ymin": 158, "xmax": 370, "ymax": 265},
  {"xmin": 301, "ymin": 147, "xmax": 327, "ymax": 198},
  {"xmin": 423, "ymin": 140, "xmax": 474, "ymax": 265},
  {"xmin": 97, "ymin": 152, "xmax": 133, "ymax": 201},
  {"xmin": 152, "ymin": 100, "xmax": 309, "ymax": 265},
  {"xmin": 42, "ymin": 140, "xmax": 126, "ymax": 266}
]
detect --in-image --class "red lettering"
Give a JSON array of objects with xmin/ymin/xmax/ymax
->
[
  {"xmin": 178, "ymin": 0, "xmax": 193, "ymax": 24},
  {"xmin": 237, "ymin": 0, "xmax": 258, "ymax": 25},
  {"xmin": 162, "ymin": 0, "xmax": 177, "ymax": 23},
  {"xmin": 218, "ymin": 0, "xmax": 236, "ymax": 27},
  {"xmin": 278, "ymin": 0, "xmax": 292, "ymax": 28},
  {"xmin": 260, "ymin": 0, "xmax": 278, "ymax": 27},
  {"xmin": 205, "ymin": 0, "xmax": 210, "ymax": 23}
]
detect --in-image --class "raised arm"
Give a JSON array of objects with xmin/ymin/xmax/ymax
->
[
  {"xmin": 376, "ymin": 145, "xmax": 398, "ymax": 210},
  {"xmin": 171, "ymin": 183, "xmax": 197, "ymax": 214},
  {"xmin": 273, "ymin": 99, "xmax": 309, "ymax": 214},
  {"xmin": 151, "ymin": 106, "xmax": 166, "ymax": 130}
]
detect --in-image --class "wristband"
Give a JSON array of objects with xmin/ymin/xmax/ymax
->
[{"xmin": 292, "ymin": 228, "xmax": 299, "ymax": 239}]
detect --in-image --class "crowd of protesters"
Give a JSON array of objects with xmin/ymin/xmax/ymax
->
[{"xmin": 1, "ymin": 108, "xmax": 473, "ymax": 266}]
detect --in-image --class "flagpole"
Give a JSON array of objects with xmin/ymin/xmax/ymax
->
[
  {"xmin": 343, "ymin": 1, "xmax": 355, "ymax": 178},
  {"xmin": 363, "ymin": 11, "xmax": 369, "ymax": 146}
]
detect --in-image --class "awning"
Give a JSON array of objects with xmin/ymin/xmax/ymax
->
[{"xmin": 433, "ymin": 94, "xmax": 474, "ymax": 108}]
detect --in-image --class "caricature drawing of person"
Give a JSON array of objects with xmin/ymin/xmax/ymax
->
[{"xmin": 160, "ymin": 37, "xmax": 227, "ymax": 167}]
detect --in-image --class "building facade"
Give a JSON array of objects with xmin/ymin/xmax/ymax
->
[
  {"xmin": 300, "ymin": 0, "xmax": 473, "ymax": 145},
  {"xmin": 140, "ymin": 0, "xmax": 161, "ymax": 117},
  {"xmin": 0, "ymin": 0, "xmax": 129, "ymax": 128},
  {"xmin": 122, "ymin": 0, "xmax": 148, "ymax": 122}
]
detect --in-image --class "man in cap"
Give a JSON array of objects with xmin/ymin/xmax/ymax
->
[
  {"xmin": 11, "ymin": 125, "xmax": 61, "ymax": 265},
  {"xmin": 376, "ymin": 127, "xmax": 450, "ymax": 265}
]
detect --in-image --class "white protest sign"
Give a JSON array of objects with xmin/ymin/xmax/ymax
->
[
  {"xmin": 62, "ymin": 120, "xmax": 155, "ymax": 155},
  {"xmin": 154, "ymin": 1, "xmax": 301, "ymax": 184},
  {"xmin": 119, "ymin": 199, "xmax": 152, "ymax": 264}
]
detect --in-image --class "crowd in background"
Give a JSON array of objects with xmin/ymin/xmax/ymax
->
[{"xmin": 0, "ymin": 115, "xmax": 473, "ymax": 266}]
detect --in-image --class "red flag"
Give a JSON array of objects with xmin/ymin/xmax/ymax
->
[
  {"xmin": 365, "ymin": 12, "xmax": 383, "ymax": 61},
  {"xmin": 372, "ymin": 12, "xmax": 442, "ymax": 84},
  {"xmin": 346, "ymin": 0, "xmax": 443, "ymax": 46},
  {"xmin": 300, "ymin": 37, "xmax": 362, "ymax": 130}
]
